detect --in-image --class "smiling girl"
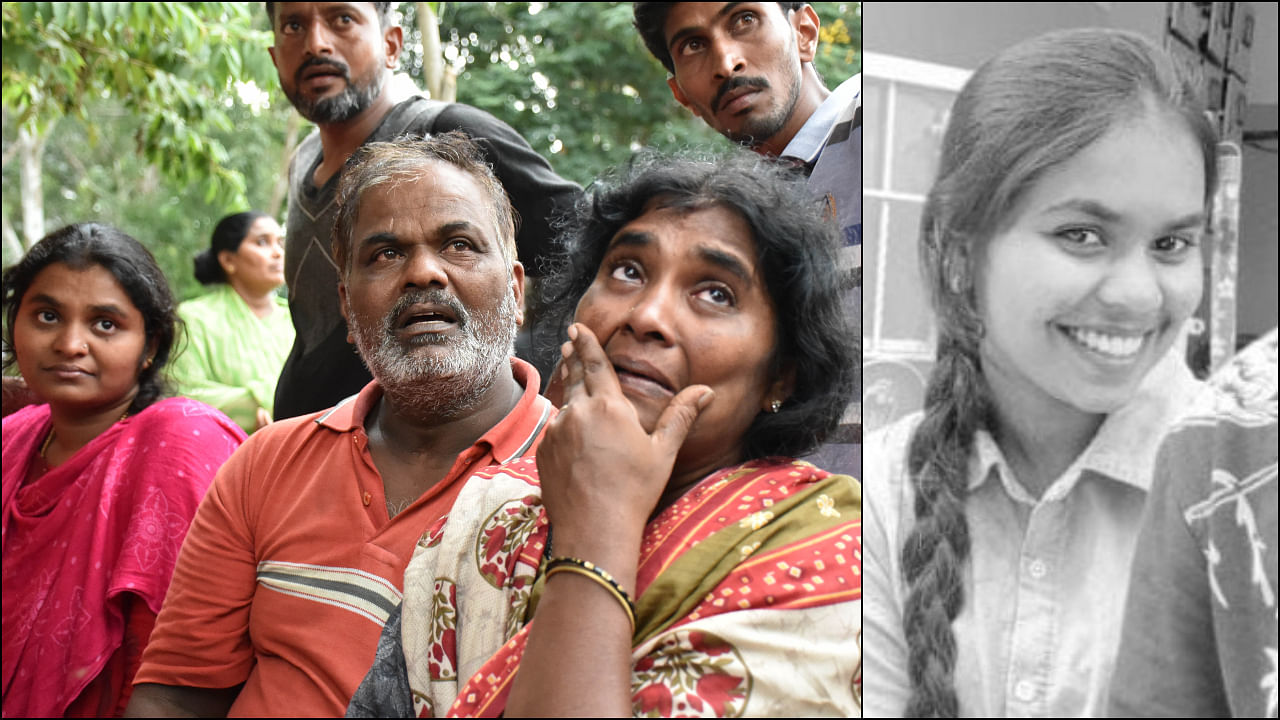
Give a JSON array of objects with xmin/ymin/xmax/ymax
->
[
  {"xmin": 1, "ymin": 224, "xmax": 244, "ymax": 717},
  {"xmin": 862, "ymin": 29, "xmax": 1218, "ymax": 717}
]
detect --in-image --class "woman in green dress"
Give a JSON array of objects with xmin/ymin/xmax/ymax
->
[{"xmin": 170, "ymin": 211, "xmax": 294, "ymax": 433}]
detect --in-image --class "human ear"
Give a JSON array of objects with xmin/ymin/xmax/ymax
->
[
  {"xmin": 218, "ymin": 249, "xmax": 238, "ymax": 277},
  {"xmin": 337, "ymin": 283, "xmax": 354, "ymax": 344},
  {"xmin": 792, "ymin": 5, "xmax": 821, "ymax": 63},
  {"xmin": 141, "ymin": 337, "xmax": 159, "ymax": 371},
  {"xmin": 510, "ymin": 261, "xmax": 526, "ymax": 328},
  {"xmin": 765, "ymin": 362, "xmax": 797, "ymax": 410},
  {"xmin": 384, "ymin": 25, "xmax": 404, "ymax": 69}
]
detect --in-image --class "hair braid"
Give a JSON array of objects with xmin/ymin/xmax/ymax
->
[{"xmin": 901, "ymin": 337, "xmax": 990, "ymax": 717}]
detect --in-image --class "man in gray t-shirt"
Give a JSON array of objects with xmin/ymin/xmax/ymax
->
[{"xmin": 266, "ymin": 2, "xmax": 580, "ymax": 419}]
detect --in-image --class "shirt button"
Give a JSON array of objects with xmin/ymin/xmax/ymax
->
[
  {"xmin": 1014, "ymin": 679, "xmax": 1036, "ymax": 702},
  {"xmin": 362, "ymin": 491, "xmax": 372, "ymax": 506},
  {"xmin": 1028, "ymin": 559, "xmax": 1047, "ymax": 579}
]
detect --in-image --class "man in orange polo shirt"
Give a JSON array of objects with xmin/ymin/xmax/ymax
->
[{"xmin": 126, "ymin": 134, "xmax": 555, "ymax": 717}]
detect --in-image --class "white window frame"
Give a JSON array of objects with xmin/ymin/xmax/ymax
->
[{"xmin": 863, "ymin": 51, "xmax": 970, "ymax": 363}]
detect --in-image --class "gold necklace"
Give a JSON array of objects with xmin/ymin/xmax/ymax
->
[{"xmin": 39, "ymin": 408, "xmax": 131, "ymax": 460}]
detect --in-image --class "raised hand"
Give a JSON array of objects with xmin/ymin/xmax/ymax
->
[{"xmin": 536, "ymin": 323, "xmax": 713, "ymax": 574}]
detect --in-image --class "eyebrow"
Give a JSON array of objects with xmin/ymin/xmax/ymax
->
[
  {"xmin": 29, "ymin": 293, "xmax": 61, "ymax": 308},
  {"xmin": 608, "ymin": 230, "xmax": 654, "ymax": 251},
  {"xmin": 355, "ymin": 231, "xmax": 399, "ymax": 255},
  {"xmin": 607, "ymin": 230, "xmax": 755, "ymax": 284},
  {"xmin": 667, "ymin": 2, "xmax": 746, "ymax": 52},
  {"xmin": 439, "ymin": 220, "xmax": 483, "ymax": 237},
  {"xmin": 90, "ymin": 303, "xmax": 128, "ymax": 317},
  {"xmin": 1042, "ymin": 199, "xmax": 1206, "ymax": 230},
  {"xmin": 356, "ymin": 222, "xmax": 491, "ymax": 252},
  {"xmin": 28, "ymin": 293, "xmax": 127, "ymax": 317},
  {"xmin": 696, "ymin": 246, "xmax": 754, "ymax": 284},
  {"xmin": 1041, "ymin": 199, "xmax": 1124, "ymax": 224}
]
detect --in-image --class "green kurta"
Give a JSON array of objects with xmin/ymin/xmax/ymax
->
[{"xmin": 171, "ymin": 284, "xmax": 295, "ymax": 433}]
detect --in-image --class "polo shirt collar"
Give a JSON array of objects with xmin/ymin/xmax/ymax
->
[
  {"xmin": 314, "ymin": 358, "xmax": 552, "ymax": 463},
  {"xmin": 781, "ymin": 73, "xmax": 861, "ymax": 166}
]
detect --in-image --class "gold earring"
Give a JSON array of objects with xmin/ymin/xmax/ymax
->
[{"xmin": 769, "ymin": 399, "xmax": 782, "ymax": 413}]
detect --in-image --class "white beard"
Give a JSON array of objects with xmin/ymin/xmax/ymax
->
[{"xmin": 347, "ymin": 285, "xmax": 519, "ymax": 418}]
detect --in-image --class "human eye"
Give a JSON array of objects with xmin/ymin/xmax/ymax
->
[
  {"xmin": 280, "ymin": 19, "xmax": 302, "ymax": 35},
  {"xmin": 94, "ymin": 318, "xmax": 117, "ymax": 333},
  {"xmin": 1052, "ymin": 226, "xmax": 1105, "ymax": 254},
  {"xmin": 444, "ymin": 237, "xmax": 476, "ymax": 254},
  {"xmin": 608, "ymin": 260, "xmax": 643, "ymax": 284},
  {"xmin": 694, "ymin": 283, "xmax": 736, "ymax": 308},
  {"xmin": 677, "ymin": 36, "xmax": 707, "ymax": 56},
  {"xmin": 35, "ymin": 309, "xmax": 58, "ymax": 324},
  {"xmin": 371, "ymin": 246, "xmax": 401, "ymax": 263},
  {"xmin": 731, "ymin": 9, "xmax": 759, "ymax": 31},
  {"xmin": 1151, "ymin": 234, "xmax": 1198, "ymax": 261}
]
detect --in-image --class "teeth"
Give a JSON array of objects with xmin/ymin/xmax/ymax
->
[{"xmin": 1066, "ymin": 327, "xmax": 1143, "ymax": 358}]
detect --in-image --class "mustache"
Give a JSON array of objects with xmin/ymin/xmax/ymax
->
[
  {"xmin": 384, "ymin": 288, "xmax": 469, "ymax": 332},
  {"xmin": 295, "ymin": 56, "xmax": 351, "ymax": 85},
  {"xmin": 713, "ymin": 75, "xmax": 770, "ymax": 113}
]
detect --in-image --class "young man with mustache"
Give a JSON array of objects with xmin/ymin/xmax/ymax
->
[
  {"xmin": 125, "ymin": 135, "xmax": 555, "ymax": 717},
  {"xmin": 633, "ymin": 2, "xmax": 862, "ymax": 472},
  {"xmin": 266, "ymin": 2, "xmax": 579, "ymax": 420}
]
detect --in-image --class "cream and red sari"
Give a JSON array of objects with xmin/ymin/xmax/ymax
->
[{"xmin": 351, "ymin": 456, "xmax": 861, "ymax": 717}]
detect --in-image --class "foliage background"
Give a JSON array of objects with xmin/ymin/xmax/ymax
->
[{"xmin": 3, "ymin": 2, "xmax": 860, "ymax": 303}]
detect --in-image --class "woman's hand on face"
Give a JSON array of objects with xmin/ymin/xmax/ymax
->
[{"xmin": 537, "ymin": 323, "xmax": 713, "ymax": 566}]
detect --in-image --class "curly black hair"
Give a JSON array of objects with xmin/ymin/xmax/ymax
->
[
  {"xmin": 2, "ymin": 223, "xmax": 180, "ymax": 415},
  {"xmin": 534, "ymin": 148, "xmax": 857, "ymax": 460}
]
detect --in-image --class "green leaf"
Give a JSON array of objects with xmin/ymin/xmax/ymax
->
[{"xmin": 101, "ymin": 2, "xmax": 118, "ymax": 28}]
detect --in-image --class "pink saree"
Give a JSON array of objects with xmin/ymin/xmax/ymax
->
[{"xmin": 2, "ymin": 398, "xmax": 244, "ymax": 717}]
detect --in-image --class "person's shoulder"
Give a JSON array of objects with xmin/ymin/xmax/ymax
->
[
  {"xmin": 863, "ymin": 411, "xmax": 925, "ymax": 510},
  {"xmin": 239, "ymin": 404, "xmax": 352, "ymax": 458},
  {"xmin": 866, "ymin": 411, "xmax": 924, "ymax": 459},
  {"xmin": 132, "ymin": 397, "xmax": 246, "ymax": 443},
  {"xmin": 431, "ymin": 101, "xmax": 520, "ymax": 137},
  {"xmin": 3, "ymin": 401, "xmax": 50, "ymax": 429},
  {"xmin": 293, "ymin": 126, "xmax": 322, "ymax": 160},
  {"xmin": 177, "ymin": 288, "xmax": 228, "ymax": 322}
]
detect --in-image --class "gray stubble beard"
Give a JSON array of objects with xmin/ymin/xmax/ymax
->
[{"xmin": 347, "ymin": 286, "xmax": 520, "ymax": 420}]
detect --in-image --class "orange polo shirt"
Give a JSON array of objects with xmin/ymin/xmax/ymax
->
[{"xmin": 134, "ymin": 360, "xmax": 552, "ymax": 717}]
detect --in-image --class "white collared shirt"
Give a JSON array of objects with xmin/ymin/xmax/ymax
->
[
  {"xmin": 862, "ymin": 350, "xmax": 1202, "ymax": 717},
  {"xmin": 782, "ymin": 73, "xmax": 861, "ymax": 166}
]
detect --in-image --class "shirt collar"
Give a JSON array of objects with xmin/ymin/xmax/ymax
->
[
  {"xmin": 315, "ymin": 358, "xmax": 552, "ymax": 463},
  {"xmin": 781, "ymin": 74, "xmax": 861, "ymax": 165},
  {"xmin": 968, "ymin": 348, "xmax": 1202, "ymax": 501}
]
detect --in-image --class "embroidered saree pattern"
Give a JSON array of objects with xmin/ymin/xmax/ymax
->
[{"xmin": 394, "ymin": 457, "xmax": 861, "ymax": 717}]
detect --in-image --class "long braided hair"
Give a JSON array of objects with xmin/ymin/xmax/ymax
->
[{"xmin": 900, "ymin": 28, "xmax": 1218, "ymax": 717}]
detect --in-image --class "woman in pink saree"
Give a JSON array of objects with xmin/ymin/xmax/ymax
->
[{"xmin": 2, "ymin": 223, "xmax": 244, "ymax": 717}]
